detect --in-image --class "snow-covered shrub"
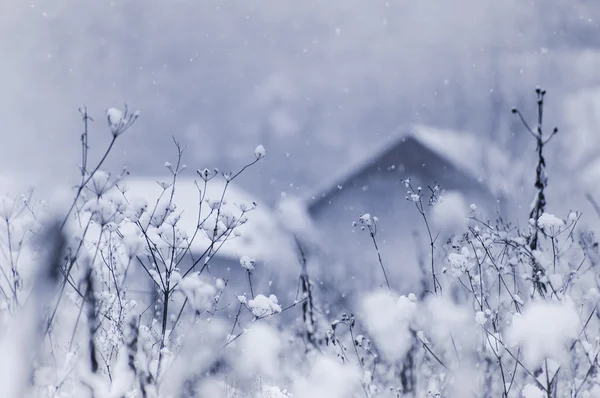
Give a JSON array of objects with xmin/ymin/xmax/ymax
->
[{"xmin": 3, "ymin": 89, "xmax": 600, "ymax": 398}]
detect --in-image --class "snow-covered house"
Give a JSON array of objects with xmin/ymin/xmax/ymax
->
[
  {"xmin": 286, "ymin": 125, "xmax": 511, "ymax": 305},
  {"xmin": 74, "ymin": 175, "xmax": 301, "ymax": 314},
  {"xmin": 123, "ymin": 176, "xmax": 300, "ymax": 297}
]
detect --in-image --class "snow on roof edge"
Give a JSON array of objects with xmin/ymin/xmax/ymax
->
[
  {"xmin": 110, "ymin": 176, "xmax": 299, "ymax": 264},
  {"xmin": 300, "ymin": 124, "xmax": 507, "ymax": 212},
  {"xmin": 300, "ymin": 126, "xmax": 410, "ymax": 210}
]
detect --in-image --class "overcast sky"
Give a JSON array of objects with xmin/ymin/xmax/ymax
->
[{"xmin": 2, "ymin": 0, "xmax": 600, "ymax": 205}]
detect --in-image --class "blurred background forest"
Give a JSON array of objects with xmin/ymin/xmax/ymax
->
[{"xmin": 2, "ymin": 0, "xmax": 600, "ymax": 214}]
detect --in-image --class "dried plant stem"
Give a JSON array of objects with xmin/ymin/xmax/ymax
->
[
  {"xmin": 512, "ymin": 87, "xmax": 558, "ymax": 297},
  {"xmin": 368, "ymin": 227, "xmax": 391, "ymax": 292},
  {"xmin": 296, "ymin": 237, "xmax": 318, "ymax": 349}
]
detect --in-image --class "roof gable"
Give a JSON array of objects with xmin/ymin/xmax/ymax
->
[{"xmin": 305, "ymin": 125, "xmax": 503, "ymax": 214}]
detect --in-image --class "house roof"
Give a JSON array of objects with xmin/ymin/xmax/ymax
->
[
  {"xmin": 59, "ymin": 175, "xmax": 298, "ymax": 268},
  {"xmin": 303, "ymin": 124, "xmax": 511, "ymax": 213},
  {"xmin": 117, "ymin": 176, "xmax": 298, "ymax": 265}
]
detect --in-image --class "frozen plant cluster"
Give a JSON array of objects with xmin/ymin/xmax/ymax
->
[
  {"xmin": 2, "ymin": 92, "xmax": 600, "ymax": 398},
  {"xmin": 0, "ymin": 108, "xmax": 305, "ymax": 398}
]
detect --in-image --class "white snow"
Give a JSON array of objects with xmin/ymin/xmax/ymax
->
[
  {"xmin": 447, "ymin": 247, "xmax": 472, "ymax": 276},
  {"xmin": 175, "ymin": 273, "xmax": 216, "ymax": 312},
  {"xmin": 107, "ymin": 107, "xmax": 125, "ymax": 135},
  {"xmin": 239, "ymin": 255, "xmax": 256, "ymax": 270},
  {"xmin": 89, "ymin": 170, "xmax": 112, "ymax": 196},
  {"xmin": 475, "ymin": 311, "xmax": 487, "ymax": 326},
  {"xmin": 568, "ymin": 211, "xmax": 578, "ymax": 222},
  {"xmin": 121, "ymin": 227, "xmax": 145, "ymax": 258},
  {"xmin": 107, "ymin": 107, "xmax": 124, "ymax": 124},
  {"xmin": 229, "ymin": 323, "xmax": 281, "ymax": 380},
  {"xmin": 507, "ymin": 300, "xmax": 579, "ymax": 365},
  {"xmin": 215, "ymin": 278, "xmax": 226, "ymax": 290},
  {"xmin": 416, "ymin": 330, "xmax": 429, "ymax": 345},
  {"xmin": 522, "ymin": 384, "xmax": 545, "ymax": 398},
  {"xmin": 537, "ymin": 213, "xmax": 565, "ymax": 233},
  {"xmin": 431, "ymin": 191, "xmax": 468, "ymax": 232},
  {"xmin": 422, "ymin": 296, "xmax": 475, "ymax": 349},
  {"xmin": 254, "ymin": 144, "xmax": 266, "ymax": 159},
  {"xmin": 264, "ymin": 386, "xmax": 291, "ymax": 397},
  {"xmin": 358, "ymin": 213, "xmax": 373, "ymax": 226},
  {"xmin": 292, "ymin": 356, "xmax": 361, "ymax": 398},
  {"xmin": 360, "ymin": 291, "xmax": 416, "ymax": 361},
  {"xmin": 248, "ymin": 294, "xmax": 282, "ymax": 317}
]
